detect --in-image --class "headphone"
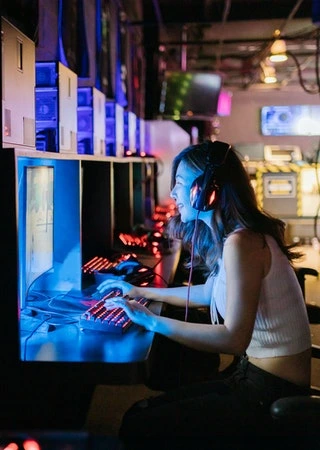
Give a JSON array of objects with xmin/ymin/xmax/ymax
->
[{"xmin": 190, "ymin": 140, "xmax": 231, "ymax": 211}]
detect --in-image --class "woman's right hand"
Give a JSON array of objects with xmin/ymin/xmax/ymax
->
[{"xmin": 96, "ymin": 278, "xmax": 138, "ymax": 298}]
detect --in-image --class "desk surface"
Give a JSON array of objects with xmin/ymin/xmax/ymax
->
[
  {"xmin": 19, "ymin": 243, "xmax": 182, "ymax": 384},
  {"xmin": 21, "ymin": 300, "xmax": 161, "ymax": 364}
]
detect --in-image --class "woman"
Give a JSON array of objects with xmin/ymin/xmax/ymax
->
[{"xmin": 97, "ymin": 140, "xmax": 311, "ymax": 440}]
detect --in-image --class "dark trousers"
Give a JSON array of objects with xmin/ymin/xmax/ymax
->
[{"xmin": 119, "ymin": 356, "xmax": 310, "ymax": 446}]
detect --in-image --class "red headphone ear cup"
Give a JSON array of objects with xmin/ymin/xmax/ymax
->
[
  {"xmin": 189, "ymin": 141, "xmax": 230, "ymax": 211},
  {"xmin": 190, "ymin": 172, "xmax": 219, "ymax": 211}
]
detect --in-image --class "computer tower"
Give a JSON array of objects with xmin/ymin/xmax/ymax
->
[
  {"xmin": 1, "ymin": 17, "xmax": 36, "ymax": 150},
  {"xmin": 105, "ymin": 101, "xmax": 124, "ymax": 156},
  {"xmin": 138, "ymin": 118, "xmax": 146, "ymax": 156},
  {"xmin": 77, "ymin": 87, "xmax": 106, "ymax": 155},
  {"xmin": 35, "ymin": 61, "xmax": 78, "ymax": 153},
  {"xmin": 128, "ymin": 111, "xmax": 137, "ymax": 155}
]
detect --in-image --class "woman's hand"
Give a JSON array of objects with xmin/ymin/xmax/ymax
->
[
  {"xmin": 96, "ymin": 278, "xmax": 138, "ymax": 297},
  {"xmin": 105, "ymin": 297, "xmax": 156, "ymax": 331}
]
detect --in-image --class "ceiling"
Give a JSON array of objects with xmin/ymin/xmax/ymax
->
[{"xmin": 134, "ymin": 0, "xmax": 320, "ymax": 93}]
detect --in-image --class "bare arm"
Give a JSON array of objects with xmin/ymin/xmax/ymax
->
[
  {"xmin": 111, "ymin": 231, "xmax": 267, "ymax": 355},
  {"xmin": 97, "ymin": 276, "xmax": 213, "ymax": 308},
  {"xmin": 135, "ymin": 282, "xmax": 211, "ymax": 308}
]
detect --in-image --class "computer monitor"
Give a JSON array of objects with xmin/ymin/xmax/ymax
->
[
  {"xmin": 158, "ymin": 71, "xmax": 222, "ymax": 120},
  {"xmin": 15, "ymin": 153, "xmax": 83, "ymax": 361},
  {"xmin": 18, "ymin": 165, "xmax": 54, "ymax": 310}
]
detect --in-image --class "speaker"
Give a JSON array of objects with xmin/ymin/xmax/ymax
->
[{"xmin": 190, "ymin": 141, "xmax": 231, "ymax": 211}]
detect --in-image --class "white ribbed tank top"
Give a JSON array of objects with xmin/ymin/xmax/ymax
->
[{"xmin": 210, "ymin": 234, "xmax": 311, "ymax": 358}]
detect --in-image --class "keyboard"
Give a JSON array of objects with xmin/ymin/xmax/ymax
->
[
  {"xmin": 82, "ymin": 253, "xmax": 155, "ymax": 286},
  {"xmin": 79, "ymin": 289, "xmax": 151, "ymax": 334}
]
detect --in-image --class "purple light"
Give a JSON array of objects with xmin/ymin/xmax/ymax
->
[{"xmin": 217, "ymin": 90, "xmax": 232, "ymax": 116}]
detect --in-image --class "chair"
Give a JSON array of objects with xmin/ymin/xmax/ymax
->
[{"xmin": 270, "ymin": 266, "xmax": 320, "ymax": 437}]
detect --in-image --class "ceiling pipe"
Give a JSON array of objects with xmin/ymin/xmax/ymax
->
[
  {"xmin": 216, "ymin": 0, "xmax": 231, "ymax": 69},
  {"xmin": 181, "ymin": 25, "xmax": 188, "ymax": 71},
  {"xmin": 154, "ymin": 33, "xmax": 315, "ymax": 47}
]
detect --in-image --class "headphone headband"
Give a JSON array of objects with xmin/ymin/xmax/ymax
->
[
  {"xmin": 190, "ymin": 141, "xmax": 231, "ymax": 212},
  {"xmin": 206, "ymin": 141, "xmax": 231, "ymax": 167}
]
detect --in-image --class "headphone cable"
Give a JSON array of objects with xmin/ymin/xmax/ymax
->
[
  {"xmin": 184, "ymin": 211, "xmax": 200, "ymax": 322},
  {"xmin": 176, "ymin": 210, "xmax": 201, "ymax": 428}
]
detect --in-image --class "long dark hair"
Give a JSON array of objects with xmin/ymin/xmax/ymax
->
[{"xmin": 167, "ymin": 140, "xmax": 301, "ymax": 275}]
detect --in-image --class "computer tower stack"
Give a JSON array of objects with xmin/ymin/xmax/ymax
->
[
  {"xmin": 77, "ymin": 87, "xmax": 106, "ymax": 155},
  {"xmin": 105, "ymin": 101, "xmax": 124, "ymax": 156},
  {"xmin": 1, "ymin": 17, "xmax": 36, "ymax": 150},
  {"xmin": 35, "ymin": 61, "xmax": 78, "ymax": 153},
  {"xmin": 135, "ymin": 117, "xmax": 141, "ymax": 156},
  {"xmin": 123, "ymin": 110, "xmax": 137, "ymax": 156},
  {"xmin": 128, "ymin": 111, "xmax": 137, "ymax": 155},
  {"xmin": 123, "ymin": 110, "xmax": 129, "ymax": 155},
  {"xmin": 136, "ymin": 118, "xmax": 146, "ymax": 156}
]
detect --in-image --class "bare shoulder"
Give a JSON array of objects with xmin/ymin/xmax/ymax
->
[
  {"xmin": 225, "ymin": 229, "xmax": 265, "ymax": 251},
  {"xmin": 224, "ymin": 229, "xmax": 270, "ymax": 276}
]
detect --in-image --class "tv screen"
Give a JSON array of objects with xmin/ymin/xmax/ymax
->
[
  {"xmin": 159, "ymin": 71, "xmax": 222, "ymax": 120},
  {"xmin": 261, "ymin": 105, "xmax": 320, "ymax": 136}
]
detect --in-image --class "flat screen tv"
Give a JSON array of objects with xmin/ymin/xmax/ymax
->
[
  {"xmin": 159, "ymin": 71, "xmax": 222, "ymax": 120},
  {"xmin": 261, "ymin": 105, "xmax": 320, "ymax": 136}
]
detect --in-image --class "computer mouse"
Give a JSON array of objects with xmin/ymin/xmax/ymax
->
[
  {"xmin": 124, "ymin": 265, "xmax": 155, "ymax": 285},
  {"xmin": 116, "ymin": 260, "xmax": 141, "ymax": 274}
]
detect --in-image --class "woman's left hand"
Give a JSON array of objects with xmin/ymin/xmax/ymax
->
[{"xmin": 105, "ymin": 297, "xmax": 156, "ymax": 331}]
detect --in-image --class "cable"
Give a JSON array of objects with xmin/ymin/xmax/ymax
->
[
  {"xmin": 176, "ymin": 211, "xmax": 201, "ymax": 429},
  {"xmin": 22, "ymin": 313, "xmax": 52, "ymax": 360},
  {"xmin": 47, "ymin": 294, "xmax": 91, "ymax": 314},
  {"xmin": 150, "ymin": 271, "xmax": 169, "ymax": 287},
  {"xmin": 24, "ymin": 268, "xmax": 53, "ymax": 302},
  {"xmin": 184, "ymin": 211, "xmax": 201, "ymax": 322},
  {"xmin": 176, "ymin": 211, "xmax": 201, "ymax": 390}
]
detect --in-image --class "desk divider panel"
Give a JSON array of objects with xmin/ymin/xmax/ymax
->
[
  {"xmin": 113, "ymin": 161, "xmax": 133, "ymax": 235},
  {"xmin": 81, "ymin": 160, "xmax": 113, "ymax": 262}
]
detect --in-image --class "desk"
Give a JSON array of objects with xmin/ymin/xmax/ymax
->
[
  {"xmin": 21, "ymin": 300, "xmax": 162, "ymax": 384},
  {"xmin": 20, "ymin": 241, "xmax": 182, "ymax": 385},
  {"xmin": 6, "ymin": 247, "xmax": 181, "ymax": 430}
]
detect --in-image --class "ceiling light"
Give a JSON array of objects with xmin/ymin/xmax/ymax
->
[
  {"xmin": 260, "ymin": 63, "xmax": 277, "ymax": 84},
  {"xmin": 270, "ymin": 39, "xmax": 288, "ymax": 62},
  {"xmin": 264, "ymin": 74, "xmax": 278, "ymax": 84}
]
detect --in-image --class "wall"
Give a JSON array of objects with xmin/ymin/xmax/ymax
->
[
  {"xmin": 218, "ymin": 87, "xmax": 320, "ymax": 160},
  {"xmin": 146, "ymin": 120, "xmax": 191, "ymax": 204},
  {"xmin": 217, "ymin": 86, "xmax": 320, "ymax": 241}
]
